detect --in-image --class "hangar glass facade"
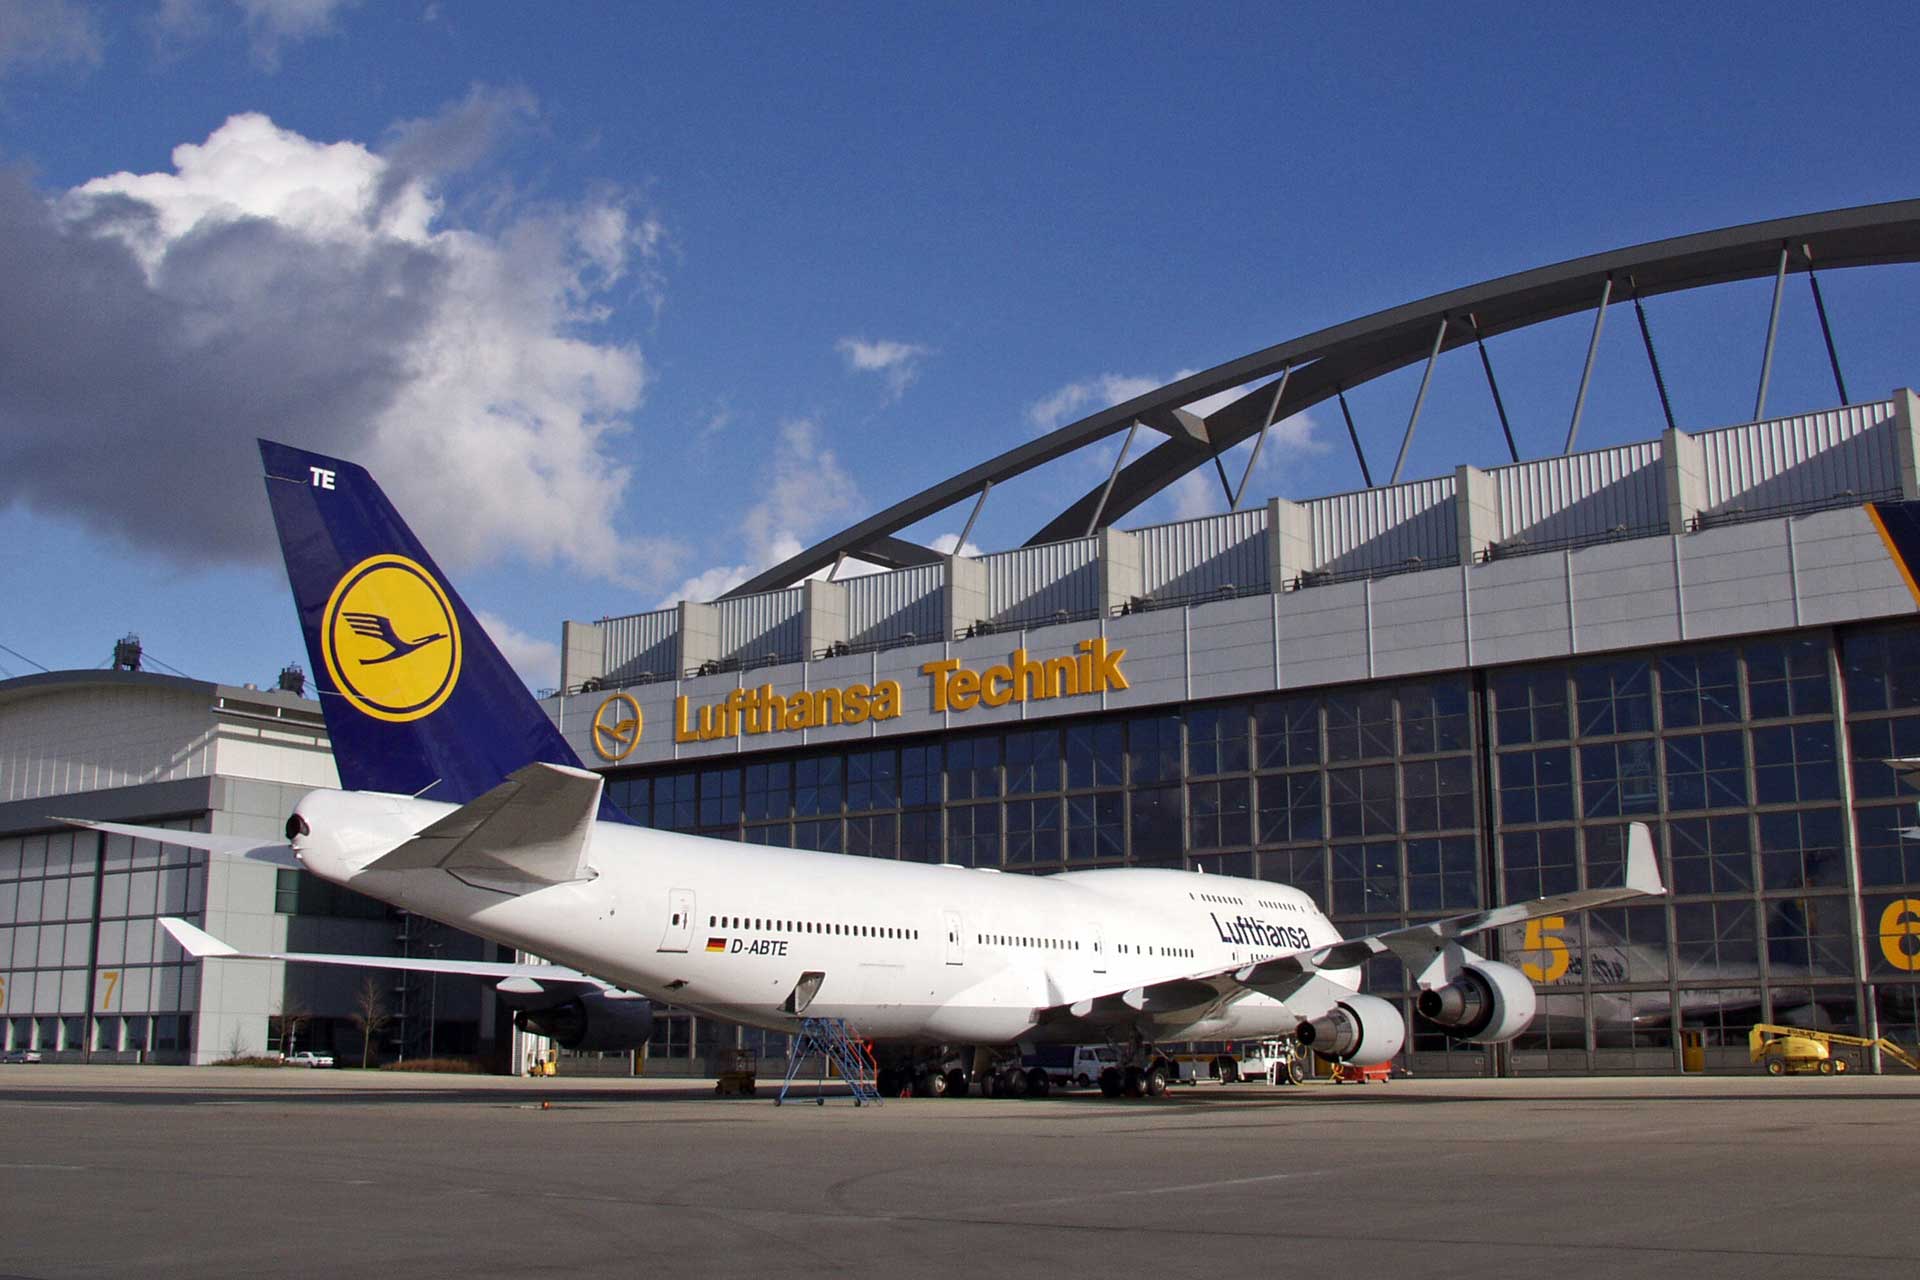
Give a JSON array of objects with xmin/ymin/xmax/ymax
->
[{"xmin": 603, "ymin": 618, "xmax": 1920, "ymax": 1075}]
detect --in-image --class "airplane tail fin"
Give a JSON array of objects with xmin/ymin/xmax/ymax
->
[{"xmin": 259, "ymin": 440, "xmax": 621, "ymax": 817}]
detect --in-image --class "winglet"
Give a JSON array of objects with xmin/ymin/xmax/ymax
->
[
  {"xmin": 160, "ymin": 917, "xmax": 238, "ymax": 959},
  {"xmin": 1625, "ymin": 821, "xmax": 1664, "ymax": 896}
]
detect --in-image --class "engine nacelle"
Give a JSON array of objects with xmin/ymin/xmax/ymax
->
[
  {"xmin": 1294, "ymin": 993, "xmax": 1406, "ymax": 1065},
  {"xmin": 512, "ymin": 990, "xmax": 654, "ymax": 1052},
  {"xmin": 1415, "ymin": 960, "xmax": 1536, "ymax": 1044}
]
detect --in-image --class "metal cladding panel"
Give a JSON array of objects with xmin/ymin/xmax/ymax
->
[
  {"xmin": 1276, "ymin": 580, "xmax": 1371, "ymax": 688},
  {"xmin": 1103, "ymin": 608, "xmax": 1188, "ymax": 711},
  {"xmin": 1677, "ymin": 520, "xmax": 1796, "ymax": 639},
  {"xmin": 1135, "ymin": 509, "xmax": 1271, "ymax": 598},
  {"xmin": 1308, "ymin": 476, "xmax": 1457, "ymax": 576},
  {"xmin": 1792, "ymin": 506, "xmax": 1918, "ymax": 625},
  {"xmin": 983, "ymin": 538, "xmax": 1099, "ymax": 623},
  {"xmin": 599, "ymin": 608, "xmax": 679, "ymax": 684},
  {"xmin": 1567, "ymin": 536, "xmax": 1682, "ymax": 653},
  {"xmin": 1187, "ymin": 594, "xmax": 1275, "ymax": 700},
  {"xmin": 845, "ymin": 564, "xmax": 944, "ymax": 645},
  {"xmin": 1698, "ymin": 400, "xmax": 1897, "ymax": 515},
  {"xmin": 1370, "ymin": 570, "xmax": 1468, "ymax": 678},
  {"xmin": 716, "ymin": 589, "xmax": 804, "ymax": 664},
  {"xmin": 1493, "ymin": 440, "xmax": 1664, "ymax": 543},
  {"xmin": 1464, "ymin": 554, "xmax": 1573, "ymax": 667}
]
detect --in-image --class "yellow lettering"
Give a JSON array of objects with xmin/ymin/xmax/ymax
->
[
  {"xmin": 817, "ymin": 686, "xmax": 843, "ymax": 726},
  {"xmin": 981, "ymin": 664, "xmax": 1014, "ymax": 707},
  {"xmin": 871, "ymin": 680, "xmax": 902, "ymax": 720},
  {"xmin": 1046, "ymin": 655, "xmax": 1080, "ymax": 696},
  {"xmin": 948, "ymin": 667, "xmax": 981, "ymax": 712},
  {"xmin": 674, "ymin": 695, "xmax": 698, "ymax": 744},
  {"xmin": 921, "ymin": 659, "xmax": 961, "ymax": 711},
  {"xmin": 842, "ymin": 684, "xmax": 871, "ymax": 725},
  {"xmin": 1519, "ymin": 916, "xmax": 1571, "ymax": 983},
  {"xmin": 100, "ymin": 969, "xmax": 119, "ymax": 1009},
  {"xmin": 782, "ymin": 693, "xmax": 809, "ymax": 731},
  {"xmin": 1879, "ymin": 898, "xmax": 1920, "ymax": 971}
]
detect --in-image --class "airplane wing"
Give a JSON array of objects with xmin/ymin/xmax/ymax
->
[
  {"xmin": 52, "ymin": 818, "xmax": 300, "ymax": 867},
  {"xmin": 158, "ymin": 917, "xmax": 611, "ymax": 990},
  {"xmin": 1038, "ymin": 821, "xmax": 1665, "ymax": 1031}
]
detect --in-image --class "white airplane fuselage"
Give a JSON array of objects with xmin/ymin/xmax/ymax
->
[{"xmin": 295, "ymin": 788, "xmax": 1360, "ymax": 1045}]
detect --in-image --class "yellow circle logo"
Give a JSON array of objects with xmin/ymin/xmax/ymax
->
[
  {"xmin": 591, "ymin": 692, "xmax": 643, "ymax": 761},
  {"xmin": 320, "ymin": 555, "xmax": 462, "ymax": 722}
]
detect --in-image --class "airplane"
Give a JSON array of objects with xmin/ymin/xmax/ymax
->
[{"xmin": 62, "ymin": 440, "xmax": 1666, "ymax": 1099}]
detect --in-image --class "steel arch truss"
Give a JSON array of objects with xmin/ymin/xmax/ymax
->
[{"xmin": 725, "ymin": 199, "xmax": 1920, "ymax": 599}]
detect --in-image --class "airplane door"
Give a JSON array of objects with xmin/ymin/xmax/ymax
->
[
  {"xmin": 1091, "ymin": 923, "xmax": 1106, "ymax": 974},
  {"xmin": 943, "ymin": 910, "xmax": 965, "ymax": 965},
  {"xmin": 658, "ymin": 888, "xmax": 696, "ymax": 953}
]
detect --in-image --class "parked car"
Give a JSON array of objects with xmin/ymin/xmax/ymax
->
[
  {"xmin": 1, "ymin": 1048, "xmax": 44, "ymax": 1064},
  {"xmin": 282, "ymin": 1050, "xmax": 334, "ymax": 1068}
]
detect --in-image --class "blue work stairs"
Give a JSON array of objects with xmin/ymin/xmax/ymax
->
[{"xmin": 775, "ymin": 1017, "xmax": 881, "ymax": 1106}]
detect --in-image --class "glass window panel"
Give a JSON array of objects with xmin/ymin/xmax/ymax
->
[
  {"xmin": 1578, "ymin": 740, "xmax": 1660, "ymax": 818},
  {"xmin": 1842, "ymin": 628, "xmax": 1920, "ymax": 713},
  {"xmin": 1745, "ymin": 636, "xmax": 1831, "ymax": 720},
  {"xmin": 1326, "ymin": 690, "xmax": 1394, "ymax": 762},
  {"xmin": 1328, "ymin": 765, "xmax": 1397, "ymax": 837},
  {"xmin": 791, "ymin": 818, "xmax": 841, "ymax": 853},
  {"xmin": 1856, "ymin": 806, "xmax": 1920, "ymax": 886},
  {"xmin": 1868, "ymin": 897, "xmax": 1920, "ymax": 977},
  {"xmin": 66, "ymin": 874, "xmax": 97, "ymax": 921},
  {"xmin": 1405, "ymin": 835, "xmax": 1479, "ymax": 912},
  {"xmin": 1848, "ymin": 716, "xmax": 1920, "ymax": 800},
  {"xmin": 793, "ymin": 756, "xmax": 843, "ymax": 816},
  {"xmin": 945, "ymin": 737, "xmax": 1000, "ymax": 801},
  {"xmin": 846, "ymin": 749, "xmax": 898, "ymax": 811},
  {"xmin": 1255, "ymin": 771, "xmax": 1323, "ymax": 844},
  {"xmin": 1492, "ymin": 669, "xmax": 1569, "ymax": 745},
  {"xmin": 1399, "ymin": 680, "xmax": 1470, "ymax": 755},
  {"xmin": 1673, "ymin": 902, "xmax": 1759, "ymax": 979},
  {"xmin": 946, "ymin": 804, "xmax": 999, "ymax": 868},
  {"xmin": 1005, "ymin": 798, "xmax": 1062, "ymax": 866},
  {"xmin": 1129, "ymin": 785, "xmax": 1182, "ymax": 861},
  {"xmin": 1253, "ymin": 696, "xmax": 1320, "ymax": 770},
  {"xmin": 1065, "ymin": 723, "xmax": 1124, "ymax": 790},
  {"xmin": 1662, "ymin": 732, "xmax": 1748, "ymax": 812},
  {"xmin": 846, "ymin": 814, "xmax": 897, "ymax": 859},
  {"xmin": 1188, "ymin": 778, "xmax": 1250, "ymax": 850},
  {"xmin": 1757, "ymin": 808, "xmax": 1846, "ymax": 890},
  {"xmin": 1332, "ymin": 842, "xmax": 1400, "ymax": 916},
  {"xmin": 1496, "ymin": 747, "xmax": 1572, "ymax": 825},
  {"xmin": 654, "ymin": 772, "xmax": 698, "ymax": 830},
  {"xmin": 44, "ymin": 832, "xmax": 75, "ymax": 876},
  {"xmin": 900, "ymin": 810, "xmax": 942, "ymax": 863},
  {"xmin": 699, "ymin": 768, "xmax": 741, "ymax": 827},
  {"xmin": 1751, "ymin": 723, "xmax": 1839, "ymax": 804},
  {"xmin": 1004, "ymin": 731, "xmax": 1060, "ymax": 796},
  {"xmin": 1401, "ymin": 756, "xmax": 1475, "ymax": 833},
  {"xmin": 1664, "ymin": 815, "xmax": 1753, "ymax": 895},
  {"xmin": 1185, "ymin": 706, "xmax": 1249, "ymax": 776},
  {"xmin": 1575, "ymin": 660, "xmax": 1653, "ymax": 736},
  {"xmin": 1065, "ymin": 793, "xmax": 1124, "ymax": 862},
  {"xmin": 1763, "ymin": 896, "xmax": 1855, "ymax": 979},
  {"xmin": 1585, "ymin": 905, "xmax": 1669, "ymax": 983},
  {"xmin": 1128, "ymin": 716, "xmax": 1182, "ymax": 784},
  {"xmin": 901, "ymin": 746, "xmax": 942, "ymax": 807},
  {"xmin": 1259, "ymin": 847, "xmax": 1327, "ymax": 910},
  {"xmin": 1659, "ymin": 649, "xmax": 1741, "ymax": 728},
  {"xmin": 1502, "ymin": 829, "xmax": 1578, "ymax": 900}
]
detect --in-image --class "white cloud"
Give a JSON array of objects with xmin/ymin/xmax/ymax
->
[
  {"xmin": 0, "ymin": 0, "xmax": 101, "ymax": 77},
  {"xmin": 157, "ymin": 0, "xmax": 365, "ymax": 70},
  {"xmin": 474, "ymin": 610, "xmax": 561, "ymax": 693},
  {"xmin": 929, "ymin": 532, "xmax": 984, "ymax": 558},
  {"xmin": 1026, "ymin": 373, "xmax": 1165, "ymax": 434},
  {"xmin": 837, "ymin": 336, "xmax": 930, "ymax": 400},
  {"xmin": 0, "ymin": 102, "xmax": 683, "ymax": 588},
  {"xmin": 657, "ymin": 419, "xmax": 861, "ymax": 605}
]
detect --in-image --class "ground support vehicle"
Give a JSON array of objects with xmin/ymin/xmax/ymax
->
[
  {"xmin": 1748, "ymin": 1024, "xmax": 1920, "ymax": 1075},
  {"xmin": 283, "ymin": 1051, "xmax": 333, "ymax": 1068},
  {"xmin": 1022, "ymin": 1044, "xmax": 1119, "ymax": 1089},
  {"xmin": 714, "ymin": 1049, "xmax": 758, "ymax": 1096}
]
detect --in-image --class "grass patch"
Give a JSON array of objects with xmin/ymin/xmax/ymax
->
[
  {"xmin": 379, "ymin": 1057, "xmax": 486, "ymax": 1074},
  {"xmin": 210, "ymin": 1054, "xmax": 290, "ymax": 1068}
]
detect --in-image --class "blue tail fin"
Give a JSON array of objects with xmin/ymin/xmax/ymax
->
[{"xmin": 260, "ymin": 440, "xmax": 625, "ymax": 818}]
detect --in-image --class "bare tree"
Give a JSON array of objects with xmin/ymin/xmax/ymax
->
[
  {"xmin": 349, "ymin": 976, "xmax": 392, "ymax": 1069},
  {"xmin": 275, "ymin": 994, "xmax": 311, "ymax": 1059}
]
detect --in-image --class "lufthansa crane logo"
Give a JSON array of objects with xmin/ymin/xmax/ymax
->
[
  {"xmin": 320, "ymin": 554, "xmax": 462, "ymax": 722},
  {"xmin": 591, "ymin": 692, "xmax": 643, "ymax": 761}
]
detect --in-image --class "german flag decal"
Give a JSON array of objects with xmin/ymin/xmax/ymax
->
[{"xmin": 705, "ymin": 937, "xmax": 727, "ymax": 953}]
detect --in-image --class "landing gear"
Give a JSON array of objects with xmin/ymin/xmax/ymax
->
[
  {"xmin": 914, "ymin": 1066, "xmax": 948, "ymax": 1097},
  {"xmin": 1025, "ymin": 1066, "xmax": 1052, "ymax": 1097},
  {"xmin": 943, "ymin": 1067, "xmax": 970, "ymax": 1098},
  {"xmin": 1099, "ymin": 1066, "xmax": 1123, "ymax": 1097}
]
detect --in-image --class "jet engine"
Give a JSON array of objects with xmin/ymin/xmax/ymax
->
[
  {"xmin": 1415, "ymin": 960, "xmax": 1536, "ymax": 1043},
  {"xmin": 511, "ymin": 990, "xmax": 654, "ymax": 1052},
  {"xmin": 1294, "ymin": 993, "xmax": 1406, "ymax": 1065}
]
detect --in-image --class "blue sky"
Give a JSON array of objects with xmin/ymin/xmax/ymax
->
[{"xmin": 2, "ymin": 0, "xmax": 1916, "ymax": 691}]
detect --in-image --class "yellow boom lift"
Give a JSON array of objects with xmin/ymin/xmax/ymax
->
[{"xmin": 1747, "ymin": 1024, "xmax": 1920, "ymax": 1076}]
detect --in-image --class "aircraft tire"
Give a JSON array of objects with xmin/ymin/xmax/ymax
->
[
  {"xmin": 1026, "ymin": 1067, "xmax": 1051, "ymax": 1097},
  {"xmin": 919, "ymin": 1068, "xmax": 947, "ymax": 1097},
  {"xmin": 1099, "ymin": 1066, "xmax": 1123, "ymax": 1097},
  {"xmin": 944, "ymin": 1067, "xmax": 970, "ymax": 1098},
  {"xmin": 1123, "ymin": 1065, "xmax": 1145, "ymax": 1098},
  {"xmin": 1145, "ymin": 1066, "xmax": 1169, "ymax": 1099}
]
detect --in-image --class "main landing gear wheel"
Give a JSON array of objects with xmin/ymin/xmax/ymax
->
[
  {"xmin": 915, "ymin": 1068, "xmax": 948, "ymax": 1097},
  {"xmin": 1122, "ymin": 1065, "xmax": 1144, "ymax": 1098},
  {"xmin": 1099, "ymin": 1066, "xmax": 1123, "ymax": 1098},
  {"xmin": 1025, "ymin": 1067, "xmax": 1051, "ymax": 1097},
  {"xmin": 1144, "ymin": 1066, "xmax": 1169, "ymax": 1098},
  {"xmin": 944, "ymin": 1067, "xmax": 970, "ymax": 1098}
]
